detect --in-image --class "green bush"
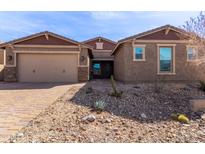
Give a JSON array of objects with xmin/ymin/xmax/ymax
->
[
  {"xmin": 86, "ymin": 86, "xmax": 93, "ymax": 94},
  {"xmin": 94, "ymin": 100, "xmax": 106, "ymax": 111},
  {"xmin": 199, "ymin": 80, "xmax": 205, "ymax": 91},
  {"xmin": 171, "ymin": 113, "xmax": 179, "ymax": 120}
]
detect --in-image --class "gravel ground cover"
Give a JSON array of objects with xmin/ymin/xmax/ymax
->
[{"xmin": 9, "ymin": 80, "xmax": 205, "ymax": 143}]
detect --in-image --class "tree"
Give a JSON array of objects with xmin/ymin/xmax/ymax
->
[{"xmin": 182, "ymin": 12, "xmax": 205, "ymax": 63}]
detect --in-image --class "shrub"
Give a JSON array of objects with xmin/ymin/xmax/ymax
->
[
  {"xmin": 171, "ymin": 113, "xmax": 179, "ymax": 120},
  {"xmin": 199, "ymin": 80, "xmax": 205, "ymax": 91},
  {"xmin": 110, "ymin": 75, "xmax": 123, "ymax": 97},
  {"xmin": 86, "ymin": 86, "xmax": 93, "ymax": 94},
  {"xmin": 94, "ymin": 100, "xmax": 106, "ymax": 112},
  {"xmin": 153, "ymin": 80, "xmax": 165, "ymax": 93}
]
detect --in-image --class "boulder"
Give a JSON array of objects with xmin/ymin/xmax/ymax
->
[
  {"xmin": 140, "ymin": 113, "xmax": 147, "ymax": 119},
  {"xmin": 190, "ymin": 98, "xmax": 205, "ymax": 112},
  {"xmin": 82, "ymin": 114, "xmax": 96, "ymax": 122}
]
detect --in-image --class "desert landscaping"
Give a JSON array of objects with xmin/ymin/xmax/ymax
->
[{"xmin": 8, "ymin": 80, "xmax": 205, "ymax": 143}]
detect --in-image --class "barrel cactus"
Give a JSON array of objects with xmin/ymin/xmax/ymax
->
[
  {"xmin": 177, "ymin": 114, "xmax": 190, "ymax": 124},
  {"xmin": 171, "ymin": 113, "xmax": 190, "ymax": 124}
]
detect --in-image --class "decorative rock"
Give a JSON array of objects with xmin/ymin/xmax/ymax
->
[
  {"xmin": 82, "ymin": 114, "xmax": 96, "ymax": 122},
  {"xmin": 201, "ymin": 114, "xmax": 205, "ymax": 120},
  {"xmin": 140, "ymin": 113, "xmax": 147, "ymax": 119},
  {"xmin": 105, "ymin": 118, "xmax": 112, "ymax": 123},
  {"xmin": 16, "ymin": 133, "xmax": 24, "ymax": 137},
  {"xmin": 190, "ymin": 98, "xmax": 205, "ymax": 112},
  {"xmin": 137, "ymin": 136, "xmax": 142, "ymax": 141},
  {"xmin": 113, "ymin": 128, "xmax": 118, "ymax": 132},
  {"xmin": 9, "ymin": 81, "xmax": 205, "ymax": 143},
  {"xmin": 10, "ymin": 139, "xmax": 16, "ymax": 143}
]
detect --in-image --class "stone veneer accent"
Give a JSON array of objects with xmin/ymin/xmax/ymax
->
[
  {"xmin": 0, "ymin": 67, "xmax": 3, "ymax": 81},
  {"xmin": 78, "ymin": 66, "xmax": 89, "ymax": 82},
  {"xmin": 4, "ymin": 67, "xmax": 17, "ymax": 82}
]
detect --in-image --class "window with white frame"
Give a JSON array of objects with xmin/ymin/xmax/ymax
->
[
  {"xmin": 96, "ymin": 42, "xmax": 103, "ymax": 49},
  {"xmin": 187, "ymin": 46, "xmax": 198, "ymax": 61},
  {"xmin": 157, "ymin": 44, "xmax": 176, "ymax": 75},
  {"xmin": 133, "ymin": 45, "xmax": 145, "ymax": 61},
  {"xmin": 159, "ymin": 47, "xmax": 173, "ymax": 72}
]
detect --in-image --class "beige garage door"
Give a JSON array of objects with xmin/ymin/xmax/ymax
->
[{"xmin": 18, "ymin": 53, "xmax": 78, "ymax": 82}]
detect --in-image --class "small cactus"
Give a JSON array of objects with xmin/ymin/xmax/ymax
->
[
  {"xmin": 111, "ymin": 75, "xmax": 117, "ymax": 94},
  {"xmin": 171, "ymin": 113, "xmax": 190, "ymax": 124},
  {"xmin": 94, "ymin": 100, "xmax": 106, "ymax": 111},
  {"xmin": 110, "ymin": 75, "xmax": 123, "ymax": 97},
  {"xmin": 177, "ymin": 114, "xmax": 190, "ymax": 124}
]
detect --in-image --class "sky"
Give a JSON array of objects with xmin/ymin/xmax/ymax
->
[{"xmin": 0, "ymin": 11, "xmax": 200, "ymax": 42}]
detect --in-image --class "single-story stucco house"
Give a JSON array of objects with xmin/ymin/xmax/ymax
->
[
  {"xmin": 112, "ymin": 25, "xmax": 205, "ymax": 82},
  {"xmin": 0, "ymin": 31, "xmax": 93, "ymax": 82},
  {"xmin": 0, "ymin": 24, "xmax": 205, "ymax": 83},
  {"xmin": 83, "ymin": 37, "xmax": 116, "ymax": 79},
  {"xmin": 0, "ymin": 47, "xmax": 4, "ymax": 81}
]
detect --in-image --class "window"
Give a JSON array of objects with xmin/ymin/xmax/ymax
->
[
  {"xmin": 96, "ymin": 42, "xmax": 103, "ymax": 49},
  {"xmin": 133, "ymin": 45, "xmax": 145, "ymax": 61},
  {"xmin": 157, "ymin": 44, "xmax": 175, "ymax": 75},
  {"xmin": 187, "ymin": 46, "xmax": 198, "ymax": 61}
]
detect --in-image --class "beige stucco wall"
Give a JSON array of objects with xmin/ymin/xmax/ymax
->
[
  {"xmin": 114, "ymin": 42, "xmax": 205, "ymax": 82},
  {"xmin": 79, "ymin": 48, "xmax": 88, "ymax": 66},
  {"xmin": 114, "ymin": 44, "xmax": 126, "ymax": 81}
]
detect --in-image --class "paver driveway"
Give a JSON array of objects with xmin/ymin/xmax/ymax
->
[{"xmin": 0, "ymin": 82, "xmax": 85, "ymax": 142}]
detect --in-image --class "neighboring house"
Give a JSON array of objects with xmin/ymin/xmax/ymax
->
[
  {"xmin": 0, "ymin": 41, "xmax": 4, "ymax": 81},
  {"xmin": 112, "ymin": 25, "xmax": 205, "ymax": 82},
  {"xmin": 0, "ymin": 31, "xmax": 93, "ymax": 82},
  {"xmin": 0, "ymin": 40, "xmax": 4, "ymax": 64},
  {"xmin": 83, "ymin": 37, "xmax": 116, "ymax": 79},
  {"xmin": 0, "ymin": 49, "xmax": 4, "ymax": 81},
  {"xmin": 0, "ymin": 49, "xmax": 3, "ymax": 65}
]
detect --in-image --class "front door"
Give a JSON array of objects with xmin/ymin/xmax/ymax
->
[{"xmin": 92, "ymin": 61, "xmax": 113, "ymax": 79}]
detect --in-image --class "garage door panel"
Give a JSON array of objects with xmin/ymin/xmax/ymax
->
[{"xmin": 18, "ymin": 53, "xmax": 78, "ymax": 82}]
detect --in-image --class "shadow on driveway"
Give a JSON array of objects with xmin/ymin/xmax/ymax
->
[{"xmin": 0, "ymin": 82, "xmax": 77, "ymax": 90}]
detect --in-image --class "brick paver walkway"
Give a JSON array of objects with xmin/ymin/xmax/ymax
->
[{"xmin": 0, "ymin": 82, "xmax": 85, "ymax": 142}]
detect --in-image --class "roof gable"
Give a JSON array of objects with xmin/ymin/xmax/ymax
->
[
  {"xmin": 83, "ymin": 36, "xmax": 116, "ymax": 44},
  {"xmin": 112, "ymin": 25, "xmax": 190, "ymax": 55},
  {"xmin": 137, "ymin": 29, "xmax": 184, "ymax": 40},
  {"xmin": 15, "ymin": 34, "xmax": 77, "ymax": 46},
  {"xmin": 119, "ymin": 25, "xmax": 189, "ymax": 42},
  {"xmin": 83, "ymin": 36, "xmax": 116, "ymax": 50},
  {"xmin": 0, "ymin": 31, "xmax": 92, "ymax": 49}
]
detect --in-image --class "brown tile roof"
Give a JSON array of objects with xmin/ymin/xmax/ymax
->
[
  {"xmin": 118, "ymin": 24, "xmax": 189, "ymax": 43},
  {"xmin": 111, "ymin": 24, "xmax": 190, "ymax": 55},
  {"xmin": 0, "ymin": 31, "xmax": 93, "ymax": 49}
]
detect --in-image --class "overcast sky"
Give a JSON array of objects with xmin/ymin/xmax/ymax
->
[{"xmin": 0, "ymin": 11, "xmax": 200, "ymax": 42}]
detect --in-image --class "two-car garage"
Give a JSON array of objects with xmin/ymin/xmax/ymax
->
[
  {"xmin": 17, "ymin": 53, "xmax": 79, "ymax": 83},
  {"xmin": 0, "ymin": 31, "xmax": 92, "ymax": 83}
]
